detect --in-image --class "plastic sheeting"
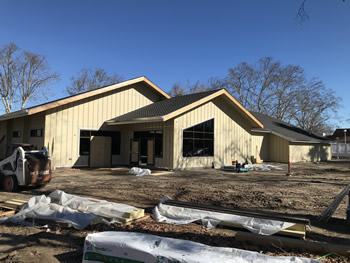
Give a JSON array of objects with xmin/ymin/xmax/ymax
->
[
  {"xmin": 83, "ymin": 231, "xmax": 318, "ymax": 263},
  {"xmin": 254, "ymin": 165, "xmax": 284, "ymax": 171},
  {"xmin": 152, "ymin": 196, "xmax": 295, "ymax": 235},
  {"xmin": 49, "ymin": 190, "xmax": 143, "ymax": 222},
  {"xmin": 5, "ymin": 195, "xmax": 101, "ymax": 230},
  {"xmin": 128, "ymin": 167, "xmax": 152, "ymax": 176}
]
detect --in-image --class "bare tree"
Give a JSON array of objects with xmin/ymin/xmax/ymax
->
[
  {"xmin": 296, "ymin": 0, "xmax": 346, "ymax": 23},
  {"xmin": 223, "ymin": 57, "xmax": 340, "ymax": 133},
  {"xmin": 293, "ymin": 79, "xmax": 340, "ymax": 134},
  {"xmin": 66, "ymin": 68, "xmax": 123, "ymax": 95},
  {"xmin": 19, "ymin": 51, "xmax": 59, "ymax": 109},
  {"xmin": 0, "ymin": 43, "xmax": 19, "ymax": 113},
  {"xmin": 168, "ymin": 83, "xmax": 186, "ymax": 97},
  {"xmin": 168, "ymin": 80, "xmax": 214, "ymax": 97},
  {"xmin": 0, "ymin": 43, "xmax": 59, "ymax": 113}
]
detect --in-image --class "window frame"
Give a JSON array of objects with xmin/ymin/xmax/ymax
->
[
  {"xmin": 12, "ymin": 130, "xmax": 21, "ymax": 138},
  {"xmin": 30, "ymin": 129, "xmax": 43, "ymax": 137},
  {"xmin": 78, "ymin": 129, "xmax": 121, "ymax": 156},
  {"xmin": 182, "ymin": 118, "xmax": 214, "ymax": 158}
]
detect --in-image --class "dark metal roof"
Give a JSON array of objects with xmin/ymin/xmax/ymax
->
[
  {"xmin": 328, "ymin": 128, "xmax": 350, "ymax": 141},
  {"xmin": 251, "ymin": 112, "xmax": 329, "ymax": 143},
  {"xmin": 107, "ymin": 89, "xmax": 220, "ymax": 123}
]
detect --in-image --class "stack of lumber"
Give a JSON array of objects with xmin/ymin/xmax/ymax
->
[
  {"xmin": 115, "ymin": 208, "xmax": 145, "ymax": 224},
  {"xmin": 0, "ymin": 199, "xmax": 27, "ymax": 211},
  {"xmin": 163, "ymin": 200, "xmax": 309, "ymax": 239},
  {"xmin": 0, "ymin": 199, "xmax": 27, "ymax": 217}
]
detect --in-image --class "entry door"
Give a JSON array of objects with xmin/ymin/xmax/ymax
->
[
  {"xmin": 130, "ymin": 139, "xmax": 140, "ymax": 164},
  {"xmin": 147, "ymin": 139, "xmax": 155, "ymax": 165},
  {"xmin": 90, "ymin": 136, "xmax": 112, "ymax": 168}
]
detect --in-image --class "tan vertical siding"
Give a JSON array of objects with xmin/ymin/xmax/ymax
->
[
  {"xmin": 269, "ymin": 134, "xmax": 289, "ymax": 162},
  {"xmin": 173, "ymin": 97, "xmax": 254, "ymax": 169},
  {"xmin": 289, "ymin": 143, "xmax": 331, "ymax": 162},
  {"xmin": 251, "ymin": 133, "xmax": 270, "ymax": 162},
  {"xmin": 44, "ymin": 83, "xmax": 163, "ymax": 168}
]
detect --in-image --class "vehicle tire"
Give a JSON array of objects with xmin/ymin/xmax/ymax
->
[{"xmin": 3, "ymin": 175, "xmax": 18, "ymax": 192}]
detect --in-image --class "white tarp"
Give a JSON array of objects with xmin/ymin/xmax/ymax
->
[
  {"xmin": 83, "ymin": 231, "xmax": 318, "ymax": 263},
  {"xmin": 254, "ymin": 165, "xmax": 284, "ymax": 171},
  {"xmin": 49, "ymin": 190, "xmax": 143, "ymax": 222},
  {"xmin": 152, "ymin": 196, "xmax": 294, "ymax": 235},
  {"xmin": 128, "ymin": 167, "xmax": 151, "ymax": 176},
  {"xmin": 4, "ymin": 195, "xmax": 101, "ymax": 230}
]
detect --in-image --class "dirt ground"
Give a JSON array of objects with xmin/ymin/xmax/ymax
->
[{"xmin": 0, "ymin": 161, "xmax": 349, "ymax": 262}]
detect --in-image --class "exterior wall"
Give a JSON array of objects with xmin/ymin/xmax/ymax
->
[
  {"xmin": 0, "ymin": 120, "xmax": 7, "ymax": 159},
  {"xmin": 173, "ymin": 97, "xmax": 254, "ymax": 169},
  {"xmin": 251, "ymin": 133, "xmax": 270, "ymax": 162},
  {"xmin": 0, "ymin": 113, "xmax": 45, "ymax": 158},
  {"xmin": 269, "ymin": 134, "xmax": 289, "ymax": 162},
  {"xmin": 24, "ymin": 113, "xmax": 45, "ymax": 148},
  {"xmin": 289, "ymin": 143, "xmax": 331, "ymax": 162},
  {"xmin": 44, "ymin": 83, "xmax": 163, "ymax": 168},
  {"xmin": 119, "ymin": 120, "xmax": 174, "ymax": 169}
]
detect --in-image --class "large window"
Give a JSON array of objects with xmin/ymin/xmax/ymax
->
[
  {"xmin": 134, "ymin": 130, "xmax": 163, "ymax": 157},
  {"xmin": 79, "ymin": 130, "xmax": 121, "ymax": 156},
  {"xmin": 183, "ymin": 119, "xmax": 214, "ymax": 157}
]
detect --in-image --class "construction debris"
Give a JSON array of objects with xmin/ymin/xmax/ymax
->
[
  {"xmin": 254, "ymin": 164, "xmax": 284, "ymax": 171},
  {"xmin": 0, "ymin": 199, "xmax": 27, "ymax": 211},
  {"xmin": 5, "ymin": 195, "xmax": 101, "ymax": 230},
  {"xmin": 152, "ymin": 197, "xmax": 308, "ymax": 238},
  {"xmin": 82, "ymin": 231, "xmax": 318, "ymax": 263},
  {"xmin": 128, "ymin": 167, "xmax": 151, "ymax": 176},
  {"xmin": 1, "ymin": 190, "xmax": 145, "ymax": 229},
  {"xmin": 318, "ymin": 184, "xmax": 350, "ymax": 223},
  {"xmin": 49, "ymin": 190, "xmax": 144, "ymax": 223}
]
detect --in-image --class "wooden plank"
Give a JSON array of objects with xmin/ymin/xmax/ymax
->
[
  {"xmin": 124, "ymin": 215, "xmax": 150, "ymax": 225},
  {"xmin": 235, "ymin": 231, "xmax": 350, "ymax": 258},
  {"xmin": 318, "ymin": 184, "xmax": 350, "ymax": 223},
  {"xmin": 219, "ymin": 221, "xmax": 305, "ymax": 239},
  {"xmin": 0, "ymin": 210, "xmax": 15, "ymax": 217},
  {"xmin": 121, "ymin": 209, "xmax": 145, "ymax": 220},
  {"xmin": 0, "ymin": 205, "xmax": 15, "ymax": 210},
  {"xmin": 163, "ymin": 200, "xmax": 310, "ymax": 225}
]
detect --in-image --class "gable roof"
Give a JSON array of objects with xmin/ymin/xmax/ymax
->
[
  {"xmin": 251, "ymin": 111, "xmax": 329, "ymax": 144},
  {"xmin": 0, "ymin": 76, "xmax": 170, "ymax": 121},
  {"xmin": 107, "ymin": 89, "xmax": 264, "ymax": 128}
]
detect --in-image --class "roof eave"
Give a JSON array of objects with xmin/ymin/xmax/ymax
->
[
  {"xmin": 106, "ymin": 116, "xmax": 164, "ymax": 125},
  {"xmin": 0, "ymin": 110, "xmax": 29, "ymax": 121}
]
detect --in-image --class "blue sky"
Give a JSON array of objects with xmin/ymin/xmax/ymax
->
[{"xmin": 1, "ymin": 0, "xmax": 349, "ymax": 127}]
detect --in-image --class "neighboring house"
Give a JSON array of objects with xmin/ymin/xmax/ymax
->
[
  {"xmin": 0, "ymin": 76, "xmax": 331, "ymax": 169},
  {"xmin": 251, "ymin": 112, "xmax": 331, "ymax": 163},
  {"xmin": 328, "ymin": 128, "xmax": 350, "ymax": 143}
]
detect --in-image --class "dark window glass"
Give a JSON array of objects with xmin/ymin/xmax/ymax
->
[
  {"xmin": 12, "ymin": 131, "xmax": 21, "ymax": 138},
  {"xmin": 133, "ymin": 130, "xmax": 163, "ymax": 157},
  {"xmin": 30, "ymin": 129, "xmax": 43, "ymax": 137},
  {"xmin": 183, "ymin": 131, "xmax": 193, "ymax": 139},
  {"xmin": 80, "ymin": 138, "xmax": 90, "ymax": 155},
  {"xmin": 183, "ymin": 119, "xmax": 214, "ymax": 157},
  {"xmin": 111, "ymin": 132, "xmax": 121, "ymax": 155}
]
